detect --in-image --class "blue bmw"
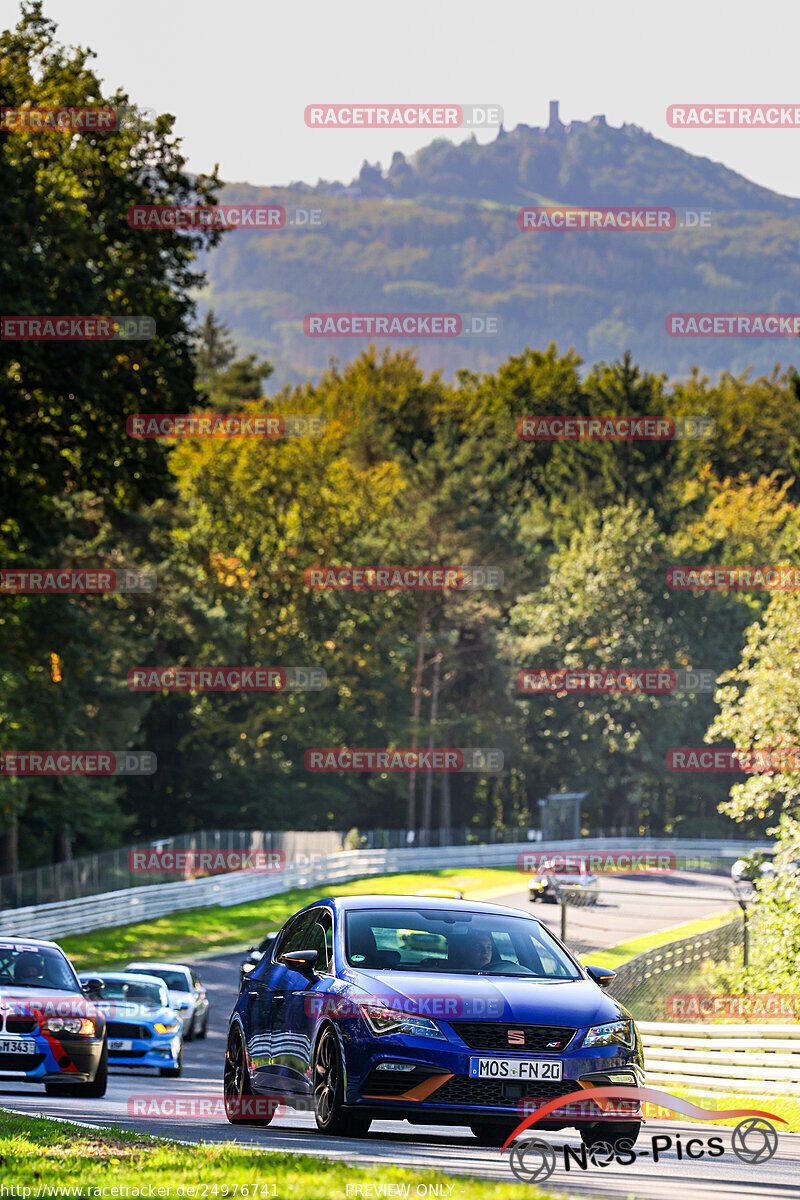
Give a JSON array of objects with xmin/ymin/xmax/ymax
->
[
  {"xmin": 224, "ymin": 896, "xmax": 644, "ymax": 1146},
  {"xmin": 0, "ymin": 938, "xmax": 107, "ymax": 1096},
  {"xmin": 79, "ymin": 973, "xmax": 183, "ymax": 1076}
]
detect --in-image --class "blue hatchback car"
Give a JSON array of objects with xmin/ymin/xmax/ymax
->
[
  {"xmin": 224, "ymin": 896, "xmax": 644, "ymax": 1146},
  {"xmin": 79, "ymin": 973, "xmax": 183, "ymax": 1076}
]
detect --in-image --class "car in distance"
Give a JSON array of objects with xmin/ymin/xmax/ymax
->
[
  {"xmin": 528, "ymin": 859, "xmax": 599, "ymax": 906},
  {"xmin": 125, "ymin": 962, "xmax": 208, "ymax": 1040},
  {"xmin": 241, "ymin": 933, "xmax": 280, "ymax": 980},
  {"xmin": 0, "ymin": 938, "xmax": 107, "ymax": 1096},
  {"xmin": 224, "ymin": 896, "xmax": 643, "ymax": 1148},
  {"xmin": 79, "ymin": 972, "xmax": 183, "ymax": 1076}
]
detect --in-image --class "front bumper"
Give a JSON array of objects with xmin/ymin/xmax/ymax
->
[
  {"xmin": 108, "ymin": 1034, "xmax": 182, "ymax": 1070},
  {"xmin": 0, "ymin": 1034, "xmax": 104, "ymax": 1082},
  {"xmin": 342, "ymin": 1027, "xmax": 644, "ymax": 1127}
]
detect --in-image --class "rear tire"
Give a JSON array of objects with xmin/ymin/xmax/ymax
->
[
  {"xmin": 471, "ymin": 1122, "xmax": 519, "ymax": 1147},
  {"xmin": 197, "ymin": 1012, "xmax": 208, "ymax": 1040},
  {"xmin": 224, "ymin": 1026, "xmax": 274, "ymax": 1126},
  {"xmin": 312, "ymin": 1026, "xmax": 371, "ymax": 1136}
]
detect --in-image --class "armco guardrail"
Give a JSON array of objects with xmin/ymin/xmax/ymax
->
[
  {"xmin": 640, "ymin": 1022, "xmax": 800, "ymax": 1096},
  {"xmin": 0, "ymin": 838, "xmax": 764, "ymax": 941}
]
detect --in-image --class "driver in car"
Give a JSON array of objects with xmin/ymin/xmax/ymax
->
[{"xmin": 465, "ymin": 932, "xmax": 496, "ymax": 970}]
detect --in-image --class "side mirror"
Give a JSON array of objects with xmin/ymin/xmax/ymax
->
[
  {"xmin": 584, "ymin": 964, "xmax": 615, "ymax": 989},
  {"xmin": 81, "ymin": 977, "xmax": 105, "ymax": 995},
  {"xmin": 281, "ymin": 950, "xmax": 318, "ymax": 975}
]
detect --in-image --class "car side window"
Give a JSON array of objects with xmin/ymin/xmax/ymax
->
[
  {"xmin": 190, "ymin": 970, "xmax": 201, "ymax": 988},
  {"xmin": 274, "ymin": 911, "xmax": 314, "ymax": 960},
  {"xmin": 304, "ymin": 910, "xmax": 333, "ymax": 974}
]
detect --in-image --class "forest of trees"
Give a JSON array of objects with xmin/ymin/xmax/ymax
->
[{"xmin": 4, "ymin": 5, "xmax": 800, "ymax": 881}]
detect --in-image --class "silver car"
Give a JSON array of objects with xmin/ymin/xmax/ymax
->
[{"xmin": 125, "ymin": 962, "xmax": 208, "ymax": 1040}]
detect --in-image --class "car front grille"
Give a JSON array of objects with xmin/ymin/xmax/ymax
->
[
  {"xmin": 106, "ymin": 1022, "xmax": 150, "ymax": 1039},
  {"xmin": 4, "ymin": 1016, "xmax": 37, "ymax": 1035},
  {"xmin": 431, "ymin": 1075, "xmax": 576, "ymax": 1107},
  {"xmin": 448, "ymin": 1022, "xmax": 576, "ymax": 1051},
  {"xmin": 0, "ymin": 1053, "xmax": 44, "ymax": 1071}
]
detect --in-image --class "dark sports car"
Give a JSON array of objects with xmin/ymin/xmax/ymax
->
[{"xmin": 224, "ymin": 896, "xmax": 644, "ymax": 1146}]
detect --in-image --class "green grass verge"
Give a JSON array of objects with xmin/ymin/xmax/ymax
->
[
  {"xmin": 58, "ymin": 868, "xmax": 519, "ymax": 970},
  {"xmin": 0, "ymin": 1109, "xmax": 569, "ymax": 1198},
  {"xmin": 655, "ymin": 1086, "xmax": 800, "ymax": 1133},
  {"xmin": 580, "ymin": 908, "xmax": 738, "ymax": 971}
]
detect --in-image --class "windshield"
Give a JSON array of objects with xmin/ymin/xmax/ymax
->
[
  {"xmin": 93, "ymin": 979, "xmax": 168, "ymax": 1006},
  {"xmin": 0, "ymin": 943, "xmax": 80, "ymax": 991},
  {"xmin": 344, "ymin": 909, "xmax": 581, "ymax": 978},
  {"xmin": 127, "ymin": 967, "xmax": 189, "ymax": 991}
]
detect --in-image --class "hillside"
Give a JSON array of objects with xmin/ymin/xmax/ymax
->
[{"xmin": 200, "ymin": 105, "xmax": 800, "ymax": 386}]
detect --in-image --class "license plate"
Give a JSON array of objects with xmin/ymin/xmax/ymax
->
[
  {"xmin": 109, "ymin": 1039, "xmax": 133, "ymax": 1051},
  {"xmin": 0, "ymin": 1039, "xmax": 35, "ymax": 1054},
  {"xmin": 469, "ymin": 1057, "xmax": 562, "ymax": 1080}
]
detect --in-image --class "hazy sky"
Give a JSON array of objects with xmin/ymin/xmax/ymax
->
[{"xmin": 3, "ymin": 0, "xmax": 800, "ymax": 197}]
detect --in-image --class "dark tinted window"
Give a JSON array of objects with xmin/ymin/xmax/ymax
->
[{"xmin": 274, "ymin": 911, "xmax": 314, "ymax": 959}]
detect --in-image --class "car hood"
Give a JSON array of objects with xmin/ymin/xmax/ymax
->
[
  {"xmin": 92, "ymin": 1001, "xmax": 176, "ymax": 1022},
  {"xmin": 0, "ymin": 986, "xmax": 101, "ymax": 1020},
  {"xmin": 339, "ymin": 969, "xmax": 622, "ymax": 1028}
]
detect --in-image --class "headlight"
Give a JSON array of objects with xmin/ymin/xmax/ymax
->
[
  {"xmin": 44, "ymin": 1017, "xmax": 96, "ymax": 1036},
  {"xmin": 582, "ymin": 1019, "xmax": 636, "ymax": 1049},
  {"xmin": 154, "ymin": 1022, "xmax": 181, "ymax": 1034},
  {"xmin": 361, "ymin": 1005, "xmax": 446, "ymax": 1040}
]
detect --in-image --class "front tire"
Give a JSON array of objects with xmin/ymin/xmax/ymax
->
[
  {"xmin": 160, "ymin": 1044, "xmax": 183, "ymax": 1078},
  {"xmin": 46, "ymin": 1041, "xmax": 108, "ymax": 1098},
  {"xmin": 196, "ymin": 1011, "xmax": 208, "ymax": 1040},
  {"xmin": 312, "ymin": 1026, "xmax": 371, "ymax": 1136},
  {"xmin": 224, "ymin": 1026, "xmax": 274, "ymax": 1126}
]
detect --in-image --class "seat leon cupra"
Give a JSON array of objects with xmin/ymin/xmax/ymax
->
[{"xmin": 224, "ymin": 896, "xmax": 644, "ymax": 1147}]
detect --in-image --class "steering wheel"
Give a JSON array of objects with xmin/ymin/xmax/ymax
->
[{"xmin": 482, "ymin": 961, "xmax": 536, "ymax": 975}]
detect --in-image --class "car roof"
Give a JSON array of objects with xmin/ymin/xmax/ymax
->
[
  {"xmin": 126, "ymin": 961, "xmax": 192, "ymax": 973},
  {"xmin": 313, "ymin": 895, "xmax": 541, "ymax": 917},
  {"xmin": 78, "ymin": 971, "xmax": 167, "ymax": 986},
  {"xmin": 0, "ymin": 938, "xmax": 66, "ymax": 951}
]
